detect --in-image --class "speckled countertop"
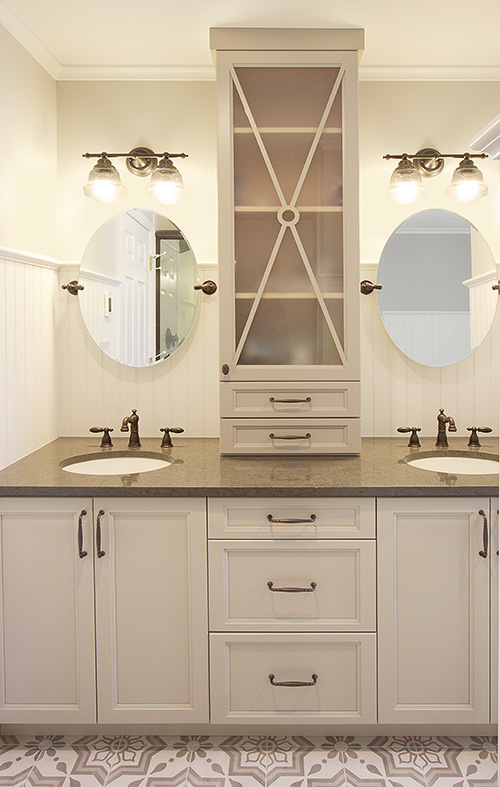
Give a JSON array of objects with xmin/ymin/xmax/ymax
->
[{"xmin": 0, "ymin": 436, "xmax": 497, "ymax": 497}]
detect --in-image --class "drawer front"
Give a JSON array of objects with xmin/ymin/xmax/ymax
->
[
  {"xmin": 220, "ymin": 382, "xmax": 360, "ymax": 418},
  {"xmin": 210, "ymin": 633, "xmax": 377, "ymax": 724},
  {"xmin": 209, "ymin": 540, "xmax": 376, "ymax": 631},
  {"xmin": 208, "ymin": 498, "xmax": 375, "ymax": 539},
  {"xmin": 220, "ymin": 418, "xmax": 361, "ymax": 455}
]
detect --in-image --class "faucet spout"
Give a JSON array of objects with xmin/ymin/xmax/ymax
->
[
  {"xmin": 120, "ymin": 409, "xmax": 141, "ymax": 448},
  {"xmin": 436, "ymin": 408, "xmax": 456, "ymax": 448}
]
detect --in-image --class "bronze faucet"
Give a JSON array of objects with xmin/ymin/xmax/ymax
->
[
  {"xmin": 436, "ymin": 408, "xmax": 457, "ymax": 447},
  {"xmin": 120, "ymin": 409, "xmax": 141, "ymax": 448}
]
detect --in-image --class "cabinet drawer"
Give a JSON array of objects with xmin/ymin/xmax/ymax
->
[
  {"xmin": 208, "ymin": 498, "xmax": 375, "ymax": 539},
  {"xmin": 210, "ymin": 633, "xmax": 377, "ymax": 724},
  {"xmin": 220, "ymin": 418, "xmax": 361, "ymax": 455},
  {"xmin": 220, "ymin": 382, "xmax": 360, "ymax": 418},
  {"xmin": 209, "ymin": 540, "xmax": 376, "ymax": 631}
]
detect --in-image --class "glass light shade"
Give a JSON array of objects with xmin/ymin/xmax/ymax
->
[
  {"xmin": 146, "ymin": 157, "xmax": 185, "ymax": 204},
  {"xmin": 446, "ymin": 157, "xmax": 488, "ymax": 203},
  {"xmin": 388, "ymin": 158, "xmax": 426, "ymax": 205},
  {"xmin": 83, "ymin": 156, "xmax": 127, "ymax": 204}
]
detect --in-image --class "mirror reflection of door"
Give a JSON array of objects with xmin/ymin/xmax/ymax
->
[
  {"xmin": 78, "ymin": 210, "xmax": 200, "ymax": 367},
  {"xmin": 155, "ymin": 231, "xmax": 199, "ymax": 361},
  {"xmin": 376, "ymin": 210, "xmax": 499, "ymax": 367},
  {"xmin": 119, "ymin": 210, "xmax": 155, "ymax": 366}
]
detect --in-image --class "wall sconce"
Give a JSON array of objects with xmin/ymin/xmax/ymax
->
[
  {"xmin": 82, "ymin": 147, "xmax": 188, "ymax": 205},
  {"xmin": 384, "ymin": 148, "xmax": 488, "ymax": 205}
]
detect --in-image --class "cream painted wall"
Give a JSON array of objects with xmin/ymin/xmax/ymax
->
[
  {"xmin": 0, "ymin": 25, "xmax": 57, "ymax": 257},
  {"xmin": 56, "ymin": 81, "xmax": 217, "ymax": 264}
]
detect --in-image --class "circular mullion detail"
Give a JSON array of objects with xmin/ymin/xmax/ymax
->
[
  {"xmin": 126, "ymin": 147, "xmax": 158, "ymax": 177},
  {"xmin": 277, "ymin": 206, "xmax": 300, "ymax": 226}
]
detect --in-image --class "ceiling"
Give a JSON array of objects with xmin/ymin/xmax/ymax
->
[{"xmin": 2, "ymin": 0, "xmax": 500, "ymax": 81}]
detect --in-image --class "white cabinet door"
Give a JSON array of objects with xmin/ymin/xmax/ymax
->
[
  {"xmin": 94, "ymin": 498, "xmax": 209, "ymax": 723},
  {"xmin": 0, "ymin": 498, "xmax": 96, "ymax": 723},
  {"xmin": 378, "ymin": 497, "xmax": 490, "ymax": 724}
]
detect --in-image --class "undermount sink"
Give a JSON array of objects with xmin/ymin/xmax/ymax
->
[
  {"xmin": 404, "ymin": 450, "xmax": 499, "ymax": 475},
  {"xmin": 60, "ymin": 451, "xmax": 173, "ymax": 476}
]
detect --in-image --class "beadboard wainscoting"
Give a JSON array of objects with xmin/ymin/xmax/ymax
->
[
  {"xmin": 0, "ymin": 249, "xmax": 59, "ymax": 470},
  {"xmin": 360, "ymin": 262, "xmax": 500, "ymax": 437},
  {"xmin": 56, "ymin": 262, "xmax": 220, "ymax": 440}
]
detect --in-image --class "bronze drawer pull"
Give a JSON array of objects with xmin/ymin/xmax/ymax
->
[
  {"xmin": 269, "ymin": 673, "xmax": 318, "ymax": 687},
  {"xmin": 96, "ymin": 509, "xmax": 106, "ymax": 559},
  {"xmin": 478, "ymin": 509, "xmax": 488, "ymax": 558},
  {"xmin": 269, "ymin": 397, "xmax": 312, "ymax": 404},
  {"xmin": 78, "ymin": 510, "xmax": 88, "ymax": 559},
  {"xmin": 267, "ymin": 514, "xmax": 316, "ymax": 524},
  {"xmin": 267, "ymin": 581, "xmax": 317, "ymax": 593},
  {"xmin": 269, "ymin": 433, "xmax": 311, "ymax": 440}
]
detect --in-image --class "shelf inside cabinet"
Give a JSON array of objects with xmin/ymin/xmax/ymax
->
[
  {"xmin": 235, "ymin": 292, "xmax": 344, "ymax": 299},
  {"xmin": 234, "ymin": 206, "xmax": 343, "ymax": 212},
  {"xmin": 234, "ymin": 127, "xmax": 342, "ymax": 135}
]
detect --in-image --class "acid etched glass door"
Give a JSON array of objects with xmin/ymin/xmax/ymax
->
[{"xmin": 220, "ymin": 53, "xmax": 359, "ymax": 381}]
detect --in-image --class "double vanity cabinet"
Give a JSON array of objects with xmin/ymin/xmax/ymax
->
[{"xmin": 0, "ymin": 437, "xmax": 497, "ymax": 732}]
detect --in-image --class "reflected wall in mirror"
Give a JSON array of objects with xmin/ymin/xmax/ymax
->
[
  {"xmin": 376, "ymin": 209, "xmax": 499, "ymax": 367},
  {"xmin": 79, "ymin": 209, "xmax": 200, "ymax": 367}
]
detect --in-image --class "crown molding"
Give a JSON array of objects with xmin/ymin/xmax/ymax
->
[
  {"xmin": 0, "ymin": 0, "xmax": 61, "ymax": 78},
  {"xmin": 57, "ymin": 64, "xmax": 216, "ymax": 81},
  {"xmin": 360, "ymin": 65, "xmax": 500, "ymax": 81}
]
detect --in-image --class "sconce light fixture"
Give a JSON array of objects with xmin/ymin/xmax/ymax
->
[
  {"xmin": 82, "ymin": 147, "xmax": 188, "ymax": 205},
  {"xmin": 384, "ymin": 148, "xmax": 488, "ymax": 205}
]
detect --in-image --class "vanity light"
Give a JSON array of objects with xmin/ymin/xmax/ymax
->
[
  {"xmin": 384, "ymin": 149, "xmax": 488, "ymax": 205},
  {"xmin": 82, "ymin": 147, "xmax": 188, "ymax": 205},
  {"xmin": 145, "ymin": 156, "xmax": 185, "ymax": 204},
  {"xmin": 387, "ymin": 156, "xmax": 426, "ymax": 205},
  {"xmin": 83, "ymin": 155, "xmax": 128, "ymax": 204},
  {"xmin": 445, "ymin": 155, "xmax": 488, "ymax": 203}
]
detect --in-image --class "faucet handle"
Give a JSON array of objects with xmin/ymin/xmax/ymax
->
[
  {"xmin": 89, "ymin": 426, "xmax": 114, "ymax": 448},
  {"xmin": 467, "ymin": 426, "xmax": 493, "ymax": 447},
  {"xmin": 397, "ymin": 426, "xmax": 422, "ymax": 447},
  {"xmin": 160, "ymin": 427, "xmax": 185, "ymax": 448}
]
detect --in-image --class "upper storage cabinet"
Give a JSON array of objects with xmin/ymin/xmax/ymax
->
[
  {"xmin": 212, "ymin": 31, "xmax": 363, "ymax": 455},
  {"xmin": 212, "ymin": 30, "xmax": 363, "ymax": 385}
]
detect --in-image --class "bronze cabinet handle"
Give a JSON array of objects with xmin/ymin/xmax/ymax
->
[
  {"xmin": 78, "ymin": 510, "xmax": 88, "ymax": 559},
  {"xmin": 478, "ymin": 509, "xmax": 488, "ymax": 558},
  {"xmin": 269, "ymin": 673, "xmax": 318, "ymax": 687},
  {"xmin": 96, "ymin": 509, "xmax": 106, "ymax": 558},
  {"xmin": 269, "ymin": 433, "xmax": 311, "ymax": 440},
  {"xmin": 267, "ymin": 581, "xmax": 317, "ymax": 593},
  {"xmin": 267, "ymin": 514, "xmax": 316, "ymax": 524},
  {"xmin": 269, "ymin": 397, "xmax": 312, "ymax": 404}
]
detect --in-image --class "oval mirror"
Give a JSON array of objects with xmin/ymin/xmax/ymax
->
[
  {"xmin": 78, "ymin": 209, "xmax": 200, "ymax": 367},
  {"xmin": 376, "ymin": 209, "xmax": 499, "ymax": 367}
]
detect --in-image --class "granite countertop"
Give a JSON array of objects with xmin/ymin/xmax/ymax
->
[{"xmin": 0, "ymin": 436, "xmax": 497, "ymax": 497}]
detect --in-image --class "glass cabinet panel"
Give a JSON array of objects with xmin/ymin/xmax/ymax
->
[{"xmin": 232, "ymin": 62, "xmax": 346, "ymax": 369}]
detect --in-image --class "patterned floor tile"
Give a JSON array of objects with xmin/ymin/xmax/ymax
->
[{"xmin": 0, "ymin": 736, "xmax": 495, "ymax": 787}]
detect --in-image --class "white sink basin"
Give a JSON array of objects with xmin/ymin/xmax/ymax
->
[
  {"xmin": 60, "ymin": 452, "xmax": 173, "ymax": 476},
  {"xmin": 405, "ymin": 451, "xmax": 499, "ymax": 475}
]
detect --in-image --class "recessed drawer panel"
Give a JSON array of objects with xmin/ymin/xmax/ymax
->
[
  {"xmin": 210, "ymin": 633, "xmax": 377, "ymax": 724},
  {"xmin": 209, "ymin": 540, "xmax": 376, "ymax": 631},
  {"xmin": 220, "ymin": 382, "xmax": 360, "ymax": 418},
  {"xmin": 220, "ymin": 418, "xmax": 361, "ymax": 455},
  {"xmin": 208, "ymin": 498, "xmax": 375, "ymax": 539}
]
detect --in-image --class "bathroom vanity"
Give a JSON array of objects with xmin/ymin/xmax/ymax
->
[{"xmin": 0, "ymin": 435, "xmax": 497, "ymax": 733}]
